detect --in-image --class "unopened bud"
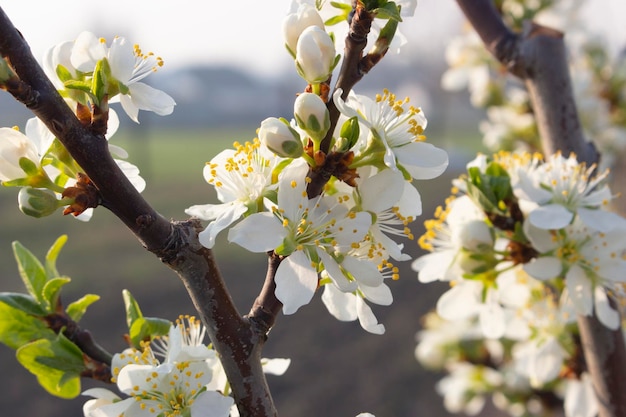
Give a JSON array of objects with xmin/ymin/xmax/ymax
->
[
  {"xmin": 0, "ymin": 127, "xmax": 40, "ymax": 182},
  {"xmin": 295, "ymin": 26, "xmax": 336, "ymax": 85},
  {"xmin": 258, "ymin": 117, "xmax": 303, "ymax": 158},
  {"xmin": 18, "ymin": 187, "xmax": 60, "ymax": 218},
  {"xmin": 294, "ymin": 93, "xmax": 330, "ymax": 141},
  {"xmin": 283, "ymin": 3, "xmax": 325, "ymax": 56}
]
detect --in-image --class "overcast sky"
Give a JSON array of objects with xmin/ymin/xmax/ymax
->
[{"xmin": 2, "ymin": 1, "xmax": 625, "ymax": 77}]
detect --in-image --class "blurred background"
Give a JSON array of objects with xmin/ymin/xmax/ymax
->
[{"xmin": 1, "ymin": 1, "xmax": 625, "ymax": 416}]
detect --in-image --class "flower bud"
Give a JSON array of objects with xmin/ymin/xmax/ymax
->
[
  {"xmin": 258, "ymin": 117, "xmax": 303, "ymax": 158},
  {"xmin": 18, "ymin": 187, "xmax": 60, "ymax": 218},
  {"xmin": 283, "ymin": 3, "xmax": 324, "ymax": 56},
  {"xmin": 295, "ymin": 26, "xmax": 336, "ymax": 85},
  {"xmin": 294, "ymin": 93, "xmax": 330, "ymax": 141},
  {"xmin": 0, "ymin": 127, "xmax": 40, "ymax": 182}
]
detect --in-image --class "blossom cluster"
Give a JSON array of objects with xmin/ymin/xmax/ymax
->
[
  {"xmin": 413, "ymin": 151, "xmax": 626, "ymax": 417},
  {"xmin": 442, "ymin": 0, "xmax": 626, "ymax": 169},
  {"xmin": 1, "ymin": 31, "xmax": 175, "ymax": 219},
  {"xmin": 82, "ymin": 316, "xmax": 289, "ymax": 417},
  {"xmin": 186, "ymin": 1, "xmax": 446, "ymax": 333}
]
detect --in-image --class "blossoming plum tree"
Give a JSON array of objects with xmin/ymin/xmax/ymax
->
[{"xmin": 0, "ymin": 1, "xmax": 624, "ymax": 417}]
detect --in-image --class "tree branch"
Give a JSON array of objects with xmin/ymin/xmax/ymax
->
[
  {"xmin": 456, "ymin": 2, "xmax": 626, "ymax": 416},
  {"xmin": 0, "ymin": 8, "xmax": 276, "ymax": 416}
]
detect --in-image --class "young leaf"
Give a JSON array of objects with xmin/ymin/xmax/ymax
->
[
  {"xmin": 0, "ymin": 302, "xmax": 55, "ymax": 350},
  {"xmin": 16, "ymin": 333, "xmax": 85, "ymax": 399},
  {"xmin": 0, "ymin": 292, "xmax": 46, "ymax": 316},
  {"xmin": 12, "ymin": 241, "xmax": 47, "ymax": 303},
  {"xmin": 66, "ymin": 294, "xmax": 100, "ymax": 322},
  {"xmin": 122, "ymin": 289, "xmax": 143, "ymax": 330},
  {"xmin": 45, "ymin": 235, "xmax": 68, "ymax": 280},
  {"xmin": 129, "ymin": 317, "xmax": 171, "ymax": 349},
  {"xmin": 42, "ymin": 277, "xmax": 72, "ymax": 312}
]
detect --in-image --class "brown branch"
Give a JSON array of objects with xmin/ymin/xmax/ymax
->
[
  {"xmin": 456, "ymin": 2, "xmax": 626, "ymax": 417},
  {"xmin": 0, "ymin": 8, "xmax": 275, "ymax": 416}
]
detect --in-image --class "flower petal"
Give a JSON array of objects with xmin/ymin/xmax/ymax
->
[
  {"xmin": 275, "ymin": 251, "xmax": 318, "ymax": 314},
  {"xmin": 227, "ymin": 212, "xmax": 285, "ymax": 252},
  {"xmin": 321, "ymin": 283, "xmax": 357, "ymax": 321},
  {"xmin": 190, "ymin": 391, "xmax": 234, "ymax": 417},
  {"xmin": 523, "ymin": 256, "xmax": 562, "ymax": 280},
  {"xmin": 356, "ymin": 296, "xmax": 385, "ymax": 334},
  {"xmin": 529, "ymin": 204, "xmax": 573, "ymax": 229},
  {"xmin": 594, "ymin": 286, "xmax": 620, "ymax": 330},
  {"xmin": 396, "ymin": 141, "xmax": 449, "ymax": 180}
]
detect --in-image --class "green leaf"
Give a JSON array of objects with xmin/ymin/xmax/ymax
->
[
  {"xmin": 45, "ymin": 235, "xmax": 68, "ymax": 279},
  {"xmin": 324, "ymin": 14, "xmax": 347, "ymax": 26},
  {"xmin": 42, "ymin": 277, "xmax": 71, "ymax": 312},
  {"xmin": 0, "ymin": 302, "xmax": 55, "ymax": 350},
  {"xmin": 55, "ymin": 64, "xmax": 74, "ymax": 84},
  {"xmin": 122, "ymin": 289, "xmax": 144, "ymax": 330},
  {"xmin": 0, "ymin": 292, "xmax": 46, "ymax": 316},
  {"xmin": 373, "ymin": 1, "xmax": 402, "ymax": 21},
  {"xmin": 12, "ymin": 241, "xmax": 47, "ymax": 303},
  {"xmin": 129, "ymin": 317, "xmax": 171, "ymax": 349},
  {"xmin": 16, "ymin": 333, "xmax": 84, "ymax": 399},
  {"xmin": 66, "ymin": 294, "xmax": 100, "ymax": 322},
  {"xmin": 63, "ymin": 79, "xmax": 93, "ymax": 94}
]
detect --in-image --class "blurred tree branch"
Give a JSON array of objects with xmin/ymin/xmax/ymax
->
[{"xmin": 455, "ymin": 1, "xmax": 626, "ymax": 416}]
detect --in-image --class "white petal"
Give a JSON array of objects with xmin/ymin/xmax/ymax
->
[
  {"xmin": 396, "ymin": 181, "xmax": 422, "ymax": 218},
  {"xmin": 261, "ymin": 358, "xmax": 291, "ymax": 376},
  {"xmin": 479, "ymin": 294, "xmax": 505, "ymax": 339},
  {"xmin": 85, "ymin": 397, "xmax": 135, "ymax": 417},
  {"xmin": 359, "ymin": 282, "xmax": 393, "ymax": 306},
  {"xmin": 341, "ymin": 255, "xmax": 385, "ymax": 287},
  {"xmin": 318, "ymin": 251, "xmax": 357, "ymax": 292},
  {"xmin": 594, "ymin": 286, "xmax": 620, "ymax": 330},
  {"xmin": 578, "ymin": 207, "xmax": 626, "ymax": 232},
  {"xmin": 275, "ymin": 251, "xmax": 318, "ymax": 314},
  {"xmin": 395, "ymin": 141, "xmax": 448, "ymax": 180},
  {"xmin": 564, "ymin": 374, "xmax": 599, "ymax": 417},
  {"xmin": 190, "ymin": 391, "xmax": 234, "ymax": 417},
  {"xmin": 412, "ymin": 251, "xmax": 455, "ymax": 283},
  {"xmin": 127, "ymin": 83, "xmax": 176, "ymax": 116},
  {"xmin": 359, "ymin": 169, "xmax": 404, "ymax": 213},
  {"xmin": 529, "ymin": 204, "xmax": 573, "ymax": 229},
  {"xmin": 107, "ymin": 36, "xmax": 135, "ymax": 84},
  {"xmin": 81, "ymin": 388, "xmax": 121, "ymax": 401},
  {"xmin": 523, "ymin": 256, "xmax": 562, "ymax": 280},
  {"xmin": 321, "ymin": 283, "xmax": 357, "ymax": 321},
  {"xmin": 227, "ymin": 212, "xmax": 285, "ymax": 252},
  {"xmin": 194, "ymin": 203, "xmax": 248, "ymax": 248},
  {"xmin": 356, "ymin": 297, "xmax": 385, "ymax": 334},
  {"xmin": 437, "ymin": 282, "xmax": 481, "ymax": 320},
  {"xmin": 119, "ymin": 93, "xmax": 140, "ymax": 123},
  {"xmin": 70, "ymin": 31, "xmax": 105, "ymax": 72},
  {"xmin": 565, "ymin": 265, "xmax": 593, "ymax": 317}
]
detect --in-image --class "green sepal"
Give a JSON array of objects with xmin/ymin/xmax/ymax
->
[
  {"xmin": 55, "ymin": 64, "xmax": 74, "ymax": 84},
  {"xmin": 275, "ymin": 236, "xmax": 296, "ymax": 257},
  {"xmin": 12, "ymin": 241, "xmax": 47, "ymax": 304},
  {"xmin": 129, "ymin": 317, "xmax": 171, "ymax": 349},
  {"xmin": 0, "ymin": 302, "xmax": 55, "ymax": 350},
  {"xmin": 271, "ymin": 159, "xmax": 294, "ymax": 184},
  {"xmin": 339, "ymin": 116, "xmax": 360, "ymax": 151},
  {"xmin": 66, "ymin": 294, "xmax": 100, "ymax": 322},
  {"xmin": 0, "ymin": 292, "xmax": 46, "ymax": 316},
  {"xmin": 325, "ymin": 14, "xmax": 347, "ymax": 26},
  {"xmin": 63, "ymin": 79, "xmax": 93, "ymax": 94},
  {"xmin": 19, "ymin": 157, "xmax": 39, "ymax": 177},
  {"xmin": 16, "ymin": 332, "xmax": 84, "ymax": 399},
  {"xmin": 42, "ymin": 277, "xmax": 71, "ymax": 312}
]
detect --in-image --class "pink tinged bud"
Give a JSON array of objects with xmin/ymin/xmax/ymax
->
[
  {"xmin": 295, "ymin": 26, "xmax": 336, "ymax": 85},
  {"xmin": 294, "ymin": 93, "xmax": 330, "ymax": 140},
  {"xmin": 283, "ymin": 4, "xmax": 325, "ymax": 56},
  {"xmin": 0, "ymin": 128, "xmax": 40, "ymax": 182},
  {"xmin": 18, "ymin": 187, "xmax": 60, "ymax": 218},
  {"xmin": 258, "ymin": 117, "xmax": 303, "ymax": 158}
]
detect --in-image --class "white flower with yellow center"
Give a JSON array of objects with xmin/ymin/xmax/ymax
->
[
  {"xmin": 524, "ymin": 219, "xmax": 626, "ymax": 329},
  {"xmin": 186, "ymin": 140, "xmax": 281, "ymax": 248},
  {"xmin": 334, "ymin": 89, "xmax": 448, "ymax": 180},
  {"xmin": 515, "ymin": 152, "xmax": 626, "ymax": 232},
  {"xmin": 70, "ymin": 31, "xmax": 175, "ymax": 122},
  {"xmin": 228, "ymin": 161, "xmax": 372, "ymax": 314}
]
